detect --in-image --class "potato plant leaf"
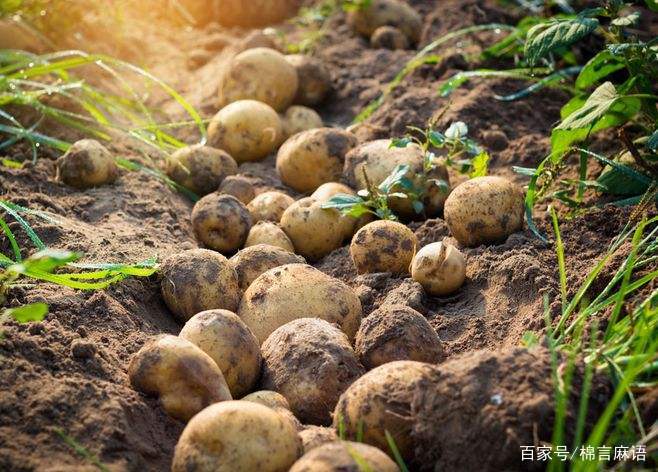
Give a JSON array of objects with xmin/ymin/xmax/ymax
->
[
  {"xmin": 557, "ymin": 82, "xmax": 619, "ymax": 130},
  {"xmin": 576, "ymin": 50, "xmax": 625, "ymax": 90},
  {"xmin": 5, "ymin": 303, "xmax": 49, "ymax": 323},
  {"xmin": 611, "ymin": 12, "xmax": 640, "ymax": 27},
  {"xmin": 524, "ymin": 16, "xmax": 599, "ymax": 66},
  {"xmin": 470, "ymin": 151, "xmax": 490, "ymax": 178},
  {"xmin": 647, "ymin": 130, "xmax": 658, "ymax": 152}
]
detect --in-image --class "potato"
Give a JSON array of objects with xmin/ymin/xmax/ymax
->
[
  {"xmin": 218, "ymin": 175, "xmax": 256, "ymax": 204},
  {"xmin": 444, "ymin": 176, "xmax": 524, "ymax": 247},
  {"xmin": 290, "ymin": 441, "xmax": 399, "ymax": 472},
  {"xmin": 299, "ymin": 426, "xmax": 337, "ymax": 454},
  {"xmin": 229, "ymin": 243, "xmax": 304, "ymax": 290},
  {"xmin": 347, "ymin": 0, "xmax": 422, "ymax": 44},
  {"xmin": 179, "ymin": 310, "xmax": 261, "ymax": 398},
  {"xmin": 160, "ymin": 248, "xmax": 241, "ymax": 322},
  {"xmin": 192, "ymin": 193, "xmax": 252, "ymax": 253},
  {"xmin": 242, "ymin": 390, "xmax": 291, "ymax": 410},
  {"xmin": 350, "ymin": 220, "xmax": 417, "ymax": 274},
  {"xmin": 238, "ymin": 263, "xmax": 362, "ymax": 344},
  {"xmin": 245, "ymin": 222, "xmax": 296, "ymax": 252},
  {"xmin": 172, "ymin": 401, "xmax": 302, "ymax": 472},
  {"xmin": 165, "ymin": 144, "xmax": 238, "ymax": 196},
  {"xmin": 247, "ymin": 191, "xmax": 295, "ymax": 222},
  {"xmin": 370, "ymin": 25, "xmax": 409, "ymax": 50},
  {"xmin": 277, "ymin": 128, "xmax": 358, "ymax": 193},
  {"xmin": 311, "ymin": 183, "xmax": 371, "ymax": 232},
  {"xmin": 55, "ymin": 139, "xmax": 118, "ymax": 189},
  {"xmin": 208, "ymin": 100, "xmax": 283, "ymax": 163},
  {"xmin": 212, "ymin": 1, "xmax": 301, "ymax": 28},
  {"xmin": 411, "ymin": 241, "xmax": 466, "ymax": 296},
  {"xmin": 333, "ymin": 361, "xmax": 435, "ymax": 463},
  {"xmin": 236, "ymin": 30, "xmax": 280, "ymax": 53},
  {"xmin": 355, "ymin": 304, "xmax": 442, "ymax": 369},
  {"xmin": 282, "ymin": 105, "xmax": 323, "ymax": 138},
  {"xmin": 261, "ymin": 318, "xmax": 365, "ymax": 425},
  {"xmin": 285, "ymin": 54, "xmax": 331, "ymax": 106},
  {"xmin": 218, "ymin": 48, "xmax": 299, "ymax": 112},
  {"xmin": 128, "ymin": 335, "xmax": 232, "ymax": 422}
]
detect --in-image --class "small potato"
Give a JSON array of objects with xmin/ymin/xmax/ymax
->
[
  {"xmin": 56, "ymin": 139, "xmax": 117, "ymax": 189},
  {"xmin": 208, "ymin": 100, "xmax": 283, "ymax": 163},
  {"xmin": 192, "ymin": 193, "xmax": 252, "ymax": 254},
  {"xmin": 411, "ymin": 241, "xmax": 466, "ymax": 296},
  {"xmin": 282, "ymin": 105, "xmax": 323, "ymax": 138},
  {"xmin": 160, "ymin": 248, "xmax": 241, "ymax": 322},
  {"xmin": 444, "ymin": 176, "xmax": 524, "ymax": 247},
  {"xmin": 247, "ymin": 190, "xmax": 295, "ymax": 222},
  {"xmin": 242, "ymin": 390, "xmax": 291, "ymax": 410},
  {"xmin": 299, "ymin": 426, "xmax": 338, "ymax": 454},
  {"xmin": 238, "ymin": 263, "xmax": 362, "ymax": 344},
  {"xmin": 261, "ymin": 318, "xmax": 365, "ymax": 425},
  {"xmin": 370, "ymin": 25, "xmax": 409, "ymax": 50},
  {"xmin": 165, "ymin": 144, "xmax": 238, "ymax": 196},
  {"xmin": 285, "ymin": 54, "xmax": 332, "ymax": 106},
  {"xmin": 290, "ymin": 441, "xmax": 399, "ymax": 472},
  {"xmin": 236, "ymin": 30, "xmax": 280, "ymax": 53},
  {"xmin": 179, "ymin": 310, "xmax": 261, "ymax": 398},
  {"xmin": 355, "ymin": 304, "xmax": 443, "ymax": 369},
  {"xmin": 277, "ymin": 128, "xmax": 358, "ymax": 193},
  {"xmin": 218, "ymin": 47, "xmax": 299, "ymax": 112},
  {"xmin": 350, "ymin": 220, "xmax": 417, "ymax": 274},
  {"xmin": 213, "ymin": 1, "xmax": 301, "ymax": 28},
  {"xmin": 218, "ymin": 175, "xmax": 256, "ymax": 204},
  {"xmin": 347, "ymin": 0, "xmax": 422, "ymax": 44},
  {"xmin": 172, "ymin": 401, "xmax": 302, "ymax": 472},
  {"xmin": 229, "ymin": 243, "xmax": 304, "ymax": 290},
  {"xmin": 128, "ymin": 335, "xmax": 232, "ymax": 422},
  {"xmin": 245, "ymin": 221, "xmax": 296, "ymax": 252}
]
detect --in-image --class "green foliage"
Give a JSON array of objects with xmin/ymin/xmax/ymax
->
[
  {"xmin": 3, "ymin": 302, "xmax": 48, "ymax": 323},
  {"xmin": 55, "ymin": 428, "xmax": 110, "ymax": 472}
]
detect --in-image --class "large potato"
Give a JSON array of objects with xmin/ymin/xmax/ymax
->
[
  {"xmin": 229, "ymin": 243, "xmax": 304, "ymax": 290},
  {"xmin": 247, "ymin": 191, "xmax": 295, "ymax": 222},
  {"xmin": 160, "ymin": 248, "xmax": 241, "ymax": 322},
  {"xmin": 290, "ymin": 441, "xmax": 399, "ymax": 472},
  {"xmin": 245, "ymin": 222, "xmax": 296, "ymax": 252},
  {"xmin": 128, "ymin": 335, "xmax": 232, "ymax": 422},
  {"xmin": 261, "ymin": 318, "xmax": 365, "ymax": 425},
  {"xmin": 444, "ymin": 176, "xmax": 524, "ymax": 247},
  {"xmin": 350, "ymin": 220, "xmax": 417, "ymax": 274},
  {"xmin": 165, "ymin": 144, "xmax": 238, "ymax": 195},
  {"xmin": 237, "ymin": 263, "xmax": 362, "ymax": 344},
  {"xmin": 285, "ymin": 54, "xmax": 331, "ymax": 106},
  {"xmin": 347, "ymin": 0, "xmax": 422, "ymax": 44},
  {"xmin": 277, "ymin": 128, "xmax": 357, "ymax": 193},
  {"xmin": 172, "ymin": 401, "xmax": 302, "ymax": 472},
  {"xmin": 192, "ymin": 193, "xmax": 252, "ymax": 253},
  {"xmin": 218, "ymin": 48, "xmax": 299, "ymax": 112},
  {"xmin": 56, "ymin": 139, "xmax": 118, "ymax": 189},
  {"xmin": 411, "ymin": 241, "xmax": 466, "ymax": 295},
  {"xmin": 218, "ymin": 174, "xmax": 256, "ymax": 204},
  {"xmin": 282, "ymin": 105, "xmax": 323, "ymax": 138},
  {"xmin": 179, "ymin": 310, "xmax": 261, "ymax": 398},
  {"xmin": 208, "ymin": 100, "xmax": 283, "ymax": 163}
]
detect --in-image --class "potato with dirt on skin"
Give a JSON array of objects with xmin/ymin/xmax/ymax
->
[
  {"xmin": 247, "ymin": 190, "xmax": 295, "ymax": 222},
  {"xmin": 285, "ymin": 54, "xmax": 332, "ymax": 106},
  {"xmin": 444, "ymin": 176, "xmax": 524, "ymax": 247},
  {"xmin": 218, "ymin": 47, "xmax": 299, "ymax": 112},
  {"xmin": 236, "ymin": 30, "xmax": 280, "ymax": 53},
  {"xmin": 218, "ymin": 175, "xmax": 256, "ymax": 204},
  {"xmin": 245, "ymin": 221, "xmax": 296, "ymax": 252},
  {"xmin": 261, "ymin": 318, "xmax": 365, "ymax": 425},
  {"xmin": 238, "ymin": 263, "xmax": 362, "ymax": 344},
  {"xmin": 165, "ymin": 144, "xmax": 238, "ymax": 196},
  {"xmin": 192, "ymin": 193, "xmax": 252, "ymax": 254},
  {"xmin": 128, "ymin": 335, "xmax": 232, "ymax": 422},
  {"xmin": 311, "ymin": 183, "xmax": 372, "ymax": 232},
  {"xmin": 299, "ymin": 426, "xmax": 338, "ymax": 454},
  {"xmin": 290, "ymin": 441, "xmax": 400, "ymax": 472},
  {"xmin": 411, "ymin": 240, "xmax": 466, "ymax": 296},
  {"xmin": 211, "ymin": 0, "xmax": 302, "ymax": 28},
  {"xmin": 370, "ymin": 25, "xmax": 409, "ymax": 50},
  {"xmin": 160, "ymin": 248, "xmax": 241, "ymax": 322},
  {"xmin": 56, "ymin": 139, "xmax": 118, "ymax": 189},
  {"xmin": 282, "ymin": 105, "xmax": 323, "ymax": 138},
  {"xmin": 229, "ymin": 243, "xmax": 304, "ymax": 290},
  {"xmin": 179, "ymin": 310, "xmax": 261, "ymax": 398},
  {"xmin": 242, "ymin": 389, "xmax": 303, "ymax": 431},
  {"xmin": 350, "ymin": 220, "xmax": 417, "ymax": 274},
  {"xmin": 172, "ymin": 401, "xmax": 302, "ymax": 472},
  {"xmin": 347, "ymin": 0, "xmax": 422, "ymax": 44},
  {"xmin": 208, "ymin": 100, "xmax": 283, "ymax": 163},
  {"xmin": 277, "ymin": 128, "xmax": 358, "ymax": 193}
]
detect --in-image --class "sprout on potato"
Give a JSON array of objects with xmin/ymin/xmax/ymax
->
[
  {"xmin": 218, "ymin": 175, "xmax": 256, "ymax": 204},
  {"xmin": 290, "ymin": 441, "xmax": 400, "ymax": 472},
  {"xmin": 192, "ymin": 193, "xmax": 252, "ymax": 254},
  {"xmin": 282, "ymin": 105, "xmax": 323, "ymax": 138},
  {"xmin": 411, "ymin": 241, "xmax": 466, "ymax": 296},
  {"xmin": 247, "ymin": 190, "xmax": 295, "ymax": 222},
  {"xmin": 165, "ymin": 144, "xmax": 238, "ymax": 196},
  {"xmin": 55, "ymin": 139, "xmax": 118, "ymax": 189},
  {"xmin": 350, "ymin": 220, "xmax": 417, "ymax": 274},
  {"xmin": 245, "ymin": 221, "xmax": 296, "ymax": 252},
  {"xmin": 285, "ymin": 54, "xmax": 332, "ymax": 106},
  {"xmin": 229, "ymin": 243, "xmax": 304, "ymax": 290}
]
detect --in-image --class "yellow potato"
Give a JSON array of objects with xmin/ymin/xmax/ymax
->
[
  {"xmin": 285, "ymin": 54, "xmax": 332, "ymax": 106},
  {"xmin": 212, "ymin": 1, "xmax": 301, "ymax": 28},
  {"xmin": 247, "ymin": 191, "xmax": 295, "ymax": 222},
  {"xmin": 282, "ymin": 105, "xmax": 324, "ymax": 138},
  {"xmin": 290, "ymin": 441, "xmax": 399, "ymax": 472},
  {"xmin": 411, "ymin": 241, "xmax": 466, "ymax": 295},
  {"xmin": 347, "ymin": 0, "xmax": 422, "ymax": 44},
  {"xmin": 245, "ymin": 221, "xmax": 296, "ymax": 252},
  {"xmin": 242, "ymin": 390, "xmax": 291, "ymax": 411},
  {"xmin": 236, "ymin": 30, "xmax": 280, "ymax": 53},
  {"xmin": 56, "ymin": 139, "xmax": 118, "ymax": 189},
  {"xmin": 311, "ymin": 183, "xmax": 371, "ymax": 233},
  {"xmin": 192, "ymin": 193, "xmax": 252, "ymax": 254},
  {"xmin": 218, "ymin": 175, "xmax": 256, "ymax": 204},
  {"xmin": 350, "ymin": 220, "xmax": 417, "ymax": 274},
  {"xmin": 165, "ymin": 144, "xmax": 238, "ymax": 196},
  {"xmin": 298, "ymin": 427, "xmax": 338, "ymax": 454},
  {"xmin": 229, "ymin": 243, "xmax": 304, "ymax": 290},
  {"xmin": 370, "ymin": 25, "xmax": 410, "ymax": 50}
]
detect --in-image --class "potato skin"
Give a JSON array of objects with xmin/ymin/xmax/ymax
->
[
  {"xmin": 213, "ymin": 0, "xmax": 301, "ymax": 28},
  {"xmin": 247, "ymin": 191, "xmax": 295, "ymax": 222},
  {"xmin": 218, "ymin": 175, "xmax": 256, "ymax": 204},
  {"xmin": 411, "ymin": 241, "xmax": 466, "ymax": 296},
  {"xmin": 444, "ymin": 176, "xmax": 524, "ymax": 247},
  {"xmin": 238, "ymin": 263, "xmax": 362, "ymax": 344},
  {"xmin": 166, "ymin": 144, "xmax": 238, "ymax": 195},
  {"xmin": 208, "ymin": 100, "xmax": 283, "ymax": 163},
  {"xmin": 290, "ymin": 441, "xmax": 399, "ymax": 472},
  {"xmin": 242, "ymin": 390, "xmax": 291, "ymax": 410},
  {"xmin": 219, "ymin": 47, "xmax": 299, "ymax": 112},
  {"xmin": 236, "ymin": 30, "xmax": 280, "ymax": 53},
  {"xmin": 172, "ymin": 401, "xmax": 303, "ymax": 472},
  {"xmin": 160, "ymin": 248, "xmax": 241, "ymax": 322},
  {"xmin": 285, "ymin": 54, "xmax": 331, "ymax": 106},
  {"xmin": 370, "ymin": 25, "xmax": 409, "ymax": 50},
  {"xmin": 245, "ymin": 222, "xmax": 296, "ymax": 253},
  {"xmin": 261, "ymin": 318, "xmax": 365, "ymax": 425},
  {"xmin": 350, "ymin": 220, "xmax": 417, "ymax": 274},
  {"xmin": 128, "ymin": 335, "xmax": 232, "ymax": 422},
  {"xmin": 282, "ymin": 105, "xmax": 323, "ymax": 138},
  {"xmin": 311, "ymin": 182, "xmax": 355, "ymax": 201},
  {"xmin": 229, "ymin": 243, "xmax": 304, "ymax": 290},
  {"xmin": 192, "ymin": 193, "xmax": 252, "ymax": 254},
  {"xmin": 56, "ymin": 139, "xmax": 118, "ymax": 189},
  {"xmin": 299, "ymin": 426, "xmax": 338, "ymax": 454},
  {"xmin": 277, "ymin": 128, "xmax": 358, "ymax": 193},
  {"xmin": 347, "ymin": 0, "xmax": 422, "ymax": 44}
]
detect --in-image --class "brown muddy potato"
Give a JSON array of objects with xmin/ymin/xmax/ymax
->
[
  {"xmin": 285, "ymin": 54, "xmax": 332, "ymax": 106},
  {"xmin": 444, "ymin": 176, "xmax": 524, "ymax": 247},
  {"xmin": 282, "ymin": 105, "xmax": 323, "ymax": 138},
  {"xmin": 347, "ymin": 0, "xmax": 422, "ymax": 44},
  {"xmin": 229, "ymin": 244, "xmax": 304, "ymax": 290},
  {"xmin": 245, "ymin": 222, "xmax": 296, "ymax": 252},
  {"xmin": 55, "ymin": 139, "xmax": 118, "ymax": 189},
  {"xmin": 172, "ymin": 401, "xmax": 302, "ymax": 472},
  {"xmin": 128, "ymin": 335, "xmax": 232, "ymax": 422},
  {"xmin": 247, "ymin": 191, "xmax": 295, "ymax": 222},
  {"xmin": 218, "ymin": 175, "xmax": 256, "ymax": 204},
  {"xmin": 212, "ymin": 0, "xmax": 301, "ymax": 28},
  {"xmin": 192, "ymin": 193, "xmax": 252, "ymax": 254},
  {"xmin": 179, "ymin": 310, "xmax": 261, "ymax": 398},
  {"xmin": 238, "ymin": 263, "xmax": 362, "ymax": 344},
  {"xmin": 333, "ymin": 360, "xmax": 436, "ymax": 464},
  {"xmin": 277, "ymin": 128, "xmax": 358, "ymax": 193},
  {"xmin": 350, "ymin": 220, "xmax": 417, "ymax": 274},
  {"xmin": 355, "ymin": 304, "xmax": 443, "ymax": 369},
  {"xmin": 160, "ymin": 248, "xmax": 241, "ymax": 322},
  {"xmin": 208, "ymin": 100, "xmax": 283, "ymax": 163},
  {"xmin": 299, "ymin": 426, "xmax": 338, "ymax": 454},
  {"xmin": 165, "ymin": 144, "xmax": 238, "ymax": 195},
  {"xmin": 218, "ymin": 47, "xmax": 299, "ymax": 112},
  {"xmin": 411, "ymin": 241, "xmax": 466, "ymax": 296},
  {"xmin": 290, "ymin": 441, "xmax": 400, "ymax": 472},
  {"xmin": 261, "ymin": 318, "xmax": 365, "ymax": 425},
  {"xmin": 370, "ymin": 25, "xmax": 409, "ymax": 50}
]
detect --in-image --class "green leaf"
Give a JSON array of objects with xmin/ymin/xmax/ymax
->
[
  {"xmin": 521, "ymin": 331, "xmax": 540, "ymax": 348},
  {"xmin": 513, "ymin": 166, "xmax": 538, "ymax": 176},
  {"xmin": 390, "ymin": 137, "xmax": 412, "ymax": 148},
  {"xmin": 379, "ymin": 165, "xmax": 411, "ymax": 194},
  {"xmin": 575, "ymin": 50, "xmax": 626, "ymax": 90},
  {"xmin": 322, "ymin": 194, "xmax": 363, "ymax": 210},
  {"xmin": 10, "ymin": 249, "xmax": 80, "ymax": 275},
  {"xmin": 469, "ymin": 151, "xmax": 490, "ymax": 178},
  {"xmin": 524, "ymin": 16, "xmax": 599, "ymax": 66},
  {"xmin": 647, "ymin": 130, "xmax": 658, "ymax": 151},
  {"xmin": 611, "ymin": 12, "xmax": 640, "ymax": 27},
  {"xmin": 412, "ymin": 200, "xmax": 424, "ymax": 214},
  {"xmin": 5, "ymin": 303, "xmax": 49, "ymax": 323},
  {"xmin": 428, "ymin": 130, "xmax": 445, "ymax": 147},
  {"xmin": 646, "ymin": 0, "xmax": 658, "ymax": 12}
]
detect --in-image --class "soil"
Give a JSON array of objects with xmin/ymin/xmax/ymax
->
[{"xmin": 0, "ymin": 1, "xmax": 656, "ymax": 471}]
